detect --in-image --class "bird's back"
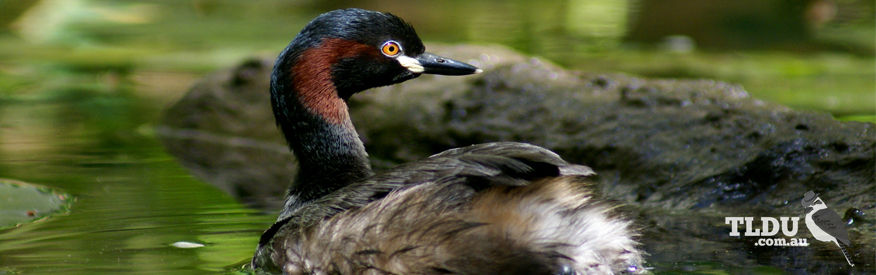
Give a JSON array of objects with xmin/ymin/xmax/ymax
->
[
  {"xmin": 258, "ymin": 142, "xmax": 643, "ymax": 274},
  {"xmin": 283, "ymin": 176, "xmax": 641, "ymax": 274}
]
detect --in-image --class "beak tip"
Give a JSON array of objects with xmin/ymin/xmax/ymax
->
[{"xmin": 415, "ymin": 52, "xmax": 483, "ymax": 76}]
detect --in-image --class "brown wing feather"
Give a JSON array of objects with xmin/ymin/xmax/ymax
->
[
  {"xmin": 254, "ymin": 142, "xmax": 614, "ymax": 272},
  {"xmin": 282, "ymin": 177, "xmax": 642, "ymax": 274}
]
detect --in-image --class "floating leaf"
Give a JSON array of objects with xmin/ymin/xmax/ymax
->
[{"xmin": 0, "ymin": 178, "xmax": 72, "ymax": 229}]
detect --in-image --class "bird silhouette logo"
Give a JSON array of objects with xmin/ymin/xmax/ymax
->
[{"xmin": 801, "ymin": 191, "xmax": 854, "ymax": 266}]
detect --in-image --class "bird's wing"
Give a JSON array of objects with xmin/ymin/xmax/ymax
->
[
  {"xmin": 262, "ymin": 143, "xmax": 639, "ymax": 274},
  {"xmin": 283, "ymin": 142, "xmax": 592, "ymax": 226},
  {"xmin": 256, "ymin": 142, "xmax": 594, "ymax": 263},
  {"xmin": 284, "ymin": 176, "xmax": 641, "ymax": 274},
  {"xmin": 429, "ymin": 142, "xmax": 595, "ymax": 177},
  {"xmin": 813, "ymin": 208, "xmax": 851, "ymax": 244}
]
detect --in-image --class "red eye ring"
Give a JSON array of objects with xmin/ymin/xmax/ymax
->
[{"xmin": 381, "ymin": 40, "xmax": 402, "ymax": 57}]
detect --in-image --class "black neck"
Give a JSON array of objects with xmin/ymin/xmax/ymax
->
[{"xmin": 270, "ymin": 55, "xmax": 372, "ymax": 217}]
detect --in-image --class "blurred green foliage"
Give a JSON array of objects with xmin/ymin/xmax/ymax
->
[
  {"xmin": 0, "ymin": 0, "xmax": 873, "ymax": 119},
  {"xmin": 0, "ymin": 0, "xmax": 874, "ymax": 118}
]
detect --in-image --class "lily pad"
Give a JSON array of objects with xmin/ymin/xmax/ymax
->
[{"xmin": 0, "ymin": 179, "xmax": 72, "ymax": 229}]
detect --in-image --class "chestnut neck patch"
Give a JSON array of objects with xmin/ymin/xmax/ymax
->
[{"xmin": 291, "ymin": 38, "xmax": 377, "ymax": 125}]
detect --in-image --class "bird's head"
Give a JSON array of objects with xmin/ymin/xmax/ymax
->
[
  {"xmin": 275, "ymin": 8, "xmax": 479, "ymax": 97},
  {"xmin": 271, "ymin": 8, "xmax": 479, "ymax": 126}
]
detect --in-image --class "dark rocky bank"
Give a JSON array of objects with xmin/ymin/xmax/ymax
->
[{"xmin": 157, "ymin": 44, "xmax": 875, "ymax": 273}]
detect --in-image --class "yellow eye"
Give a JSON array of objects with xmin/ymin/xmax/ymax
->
[{"xmin": 381, "ymin": 40, "xmax": 401, "ymax": 57}]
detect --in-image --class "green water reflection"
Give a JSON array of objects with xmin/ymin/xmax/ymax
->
[
  {"xmin": 0, "ymin": 0, "xmax": 873, "ymax": 273},
  {"xmin": 0, "ymin": 98, "xmax": 271, "ymax": 273}
]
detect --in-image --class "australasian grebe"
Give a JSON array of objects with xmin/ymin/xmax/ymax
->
[{"xmin": 252, "ymin": 8, "xmax": 644, "ymax": 274}]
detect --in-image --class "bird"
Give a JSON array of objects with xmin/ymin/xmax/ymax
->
[
  {"xmin": 801, "ymin": 191, "xmax": 854, "ymax": 266},
  {"xmin": 251, "ymin": 8, "xmax": 644, "ymax": 274}
]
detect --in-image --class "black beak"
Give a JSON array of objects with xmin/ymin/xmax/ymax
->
[{"xmin": 414, "ymin": 52, "xmax": 481, "ymax": 75}]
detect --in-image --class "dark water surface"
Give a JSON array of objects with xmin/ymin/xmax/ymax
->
[{"xmin": 0, "ymin": 0, "xmax": 872, "ymax": 273}]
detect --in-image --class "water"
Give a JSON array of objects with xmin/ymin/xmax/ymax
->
[
  {"xmin": 0, "ymin": 0, "xmax": 872, "ymax": 273},
  {"xmin": 0, "ymin": 98, "xmax": 272, "ymax": 274}
]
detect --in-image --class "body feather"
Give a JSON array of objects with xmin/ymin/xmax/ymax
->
[{"xmin": 255, "ymin": 143, "xmax": 643, "ymax": 274}]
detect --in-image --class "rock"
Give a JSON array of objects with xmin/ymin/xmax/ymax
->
[
  {"xmin": 156, "ymin": 58, "xmax": 292, "ymax": 210},
  {"xmin": 156, "ymin": 44, "xmax": 875, "ymax": 272}
]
